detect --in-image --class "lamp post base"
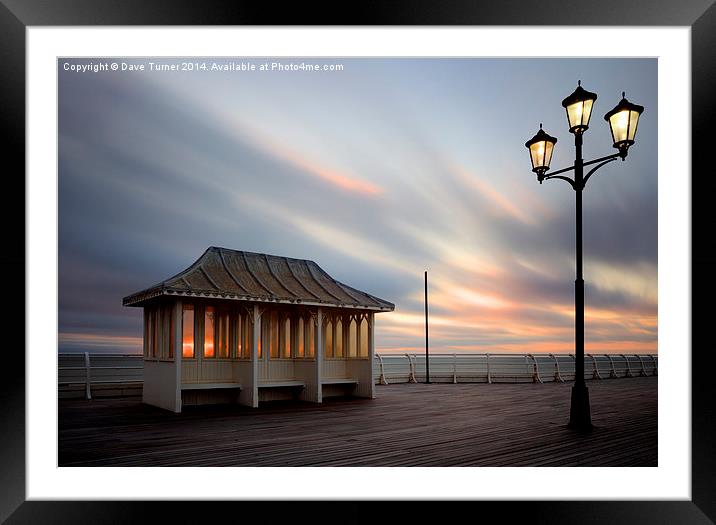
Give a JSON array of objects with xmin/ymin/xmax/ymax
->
[{"xmin": 568, "ymin": 382, "xmax": 593, "ymax": 430}]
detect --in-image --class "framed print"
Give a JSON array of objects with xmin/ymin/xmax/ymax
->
[{"xmin": 2, "ymin": 0, "xmax": 714, "ymax": 522}]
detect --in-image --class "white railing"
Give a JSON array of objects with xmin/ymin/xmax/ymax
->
[
  {"xmin": 58, "ymin": 352, "xmax": 144, "ymax": 399},
  {"xmin": 58, "ymin": 352, "xmax": 657, "ymax": 399},
  {"xmin": 372, "ymin": 353, "xmax": 657, "ymax": 385}
]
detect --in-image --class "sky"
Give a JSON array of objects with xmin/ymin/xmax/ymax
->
[{"xmin": 58, "ymin": 57, "xmax": 657, "ymax": 355}]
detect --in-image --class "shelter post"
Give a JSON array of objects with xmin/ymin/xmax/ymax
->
[
  {"xmin": 315, "ymin": 308, "xmax": 324, "ymax": 403},
  {"xmin": 173, "ymin": 299, "xmax": 182, "ymax": 413}
]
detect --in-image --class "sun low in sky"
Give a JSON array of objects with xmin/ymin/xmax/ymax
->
[{"xmin": 58, "ymin": 57, "xmax": 657, "ymax": 355}]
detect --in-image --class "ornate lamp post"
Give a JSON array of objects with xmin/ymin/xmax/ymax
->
[{"xmin": 525, "ymin": 82, "xmax": 644, "ymax": 430}]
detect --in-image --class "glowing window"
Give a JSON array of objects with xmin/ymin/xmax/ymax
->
[
  {"xmin": 182, "ymin": 304, "xmax": 195, "ymax": 358},
  {"xmin": 217, "ymin": 309, "xmax": 230, "ymax": 358},
  {"xmin": 306, "ymin": 319, "xmax": 315, "ymax": 358},
  {"xmin": 348, "ymin": 318, "xmax": 357, "ymax": 358},
  {"xmin": 234, "ymin": 311, "xmax": 242, "ymax": 359},
  {"xmin": 297, "ymin": 317, "xmax": 305, "ymax": 358},
  {"xmin": 268, "ymin": 311, "xmax": 279, "ymax": 358},
  {"xmin": 359, "ymin": 318, "xmax": 369, "ymax": 357},
  {"xmin": 335, "ymin": 319, "xmax": 343, "ymax": 357},
  {"xmin": 204, "ymin": 306, "xmax": 215, "ymax": 358},
  {"xmin": 242, "ymin": 313, "xmax": 252, "ymax": 358},
  {"xmin": 325, "ymin": 320, "xmax": 334, "ymax": 358},
  {"xmin": 257, "ymin": 314, "xmax": 262, "ymax": 358},
  {"xmin": 280, "ymin": 316, "xmax": 291, "ymax": 358}
]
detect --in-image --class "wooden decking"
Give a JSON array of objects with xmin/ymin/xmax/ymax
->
[{"xmin": 58, "ymin": 377, "xmax": 657, "ymax": 467}]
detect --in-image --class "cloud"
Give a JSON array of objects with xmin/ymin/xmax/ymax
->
[
  {"xmin": 448, "ymin": 162, "xmax": 536, "ymax": 225},
  {"xmin": 59, "ymin": 333, "xmax": 143, "ymax": 353}
]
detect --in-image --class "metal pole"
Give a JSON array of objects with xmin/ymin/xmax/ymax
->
[
  {"xmin": 425, "ymin": 270, "xmax": 430, "ymax": 384},
  {"xmin": 569, "ymin": 132, "xmax": 592, "ymax": 430},
  {"xmin": 84, "ymin": 351, "xmax": 92, "ymax": 400}
]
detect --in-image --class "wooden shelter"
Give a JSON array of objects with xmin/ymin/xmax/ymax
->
[{"xmin": 123, "ymin": 247, "xmax": 394, "ymax": 412}]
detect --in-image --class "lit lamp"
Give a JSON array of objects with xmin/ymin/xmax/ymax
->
[
  {"xmin": 525, "ymin": 124, "xmax": 558, "ymax": 183},
  {"xmin": 604, "ymin": 92, "xmax": 645, "ymax": 158},
  {"xmin": 561, "ymin": 80, "xmax": 598, "ymax": 134},
  {"xmin": 522, "ymin": 81, "xmax": 645, "ymax": 431}
]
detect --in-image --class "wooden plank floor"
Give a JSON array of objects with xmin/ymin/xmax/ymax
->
[{"xmin": 58, "ymin": 377, "xmax": 657, "ymax": 467}]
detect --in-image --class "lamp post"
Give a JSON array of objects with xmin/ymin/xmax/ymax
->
[{"xmin": 525, "ymin": 81, "xmax": 644, "ymax": 430}]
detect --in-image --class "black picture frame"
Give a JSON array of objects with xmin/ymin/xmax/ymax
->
[{"xmin": 2, "ymin": 0, "xmax": 713, "ymax": 522}]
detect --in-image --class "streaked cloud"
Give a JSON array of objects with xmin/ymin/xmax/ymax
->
[
  {"xmin": 253, "ymin": 134, "xmax": 384, "ymax": 196},
  {"xmin": 449, "ymin": 162, "xmax": 536, "ymax": 225},
  {"xmin": 59, "ymin": 333, "xmax": 143, "ymax": 353}
]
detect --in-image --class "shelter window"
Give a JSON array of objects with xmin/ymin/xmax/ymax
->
[
  {"xmin": 242, "ymin": 312, "xmax": 252, "ymax": 359},
  {"xmin": 158, "ymin": 306, "xmax": 170, "ymax": 359},
  {"xmin": 280, "ymin": 315, "xmax": 291, "ymax": 358},
  {"xmin": 182, "ymin": 304, "xmax": 195, "ymax": 358},
  {"xmin": 335, "ymin": 319, "xmax": 344, "ymax": 358},
  {"xmin": 325, "ymin": 319, "xmax": 334, "ymax": 358},
  {"xmin": 296, "ymin": 317, "xmax": 305, "ymax": 358},
  {"xmin": 234, "ymin": 311, "xmax": 242, "ymax": 358},
  {"xmin": 359, "ymin": 317, "xmax": 369, "ymax": 357},
  {"xmin": 204, "ymin": 306, "xmax": 215, "ymax": 358},
  {"xmin": 217, "ymin": 309, "xmax": 230, "ymax": 358},
  {"xmin": 306, "ymin": 319, "xmax": 315, "ymax": 358},
  {"xmin": 348, "ymin": 318, "xmax": 357, "ymax": 358},
  {"xmin": 267, "ymin": 311, "xmax": 280, "ymax": 359}
]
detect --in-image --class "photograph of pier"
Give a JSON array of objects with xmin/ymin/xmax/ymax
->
[{"xmin": 58, "ymin": 57, "xmax": 657, "ymax": 467}]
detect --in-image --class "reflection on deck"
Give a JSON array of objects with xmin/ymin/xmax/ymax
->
[{"xmin": 59, "ymin": 377, "xmax": 657, "ymax": 467}]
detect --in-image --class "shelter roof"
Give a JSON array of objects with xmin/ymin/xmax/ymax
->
[{"xmin": 122, "ymin": 246, "xmax": 395, "ymax": 312}]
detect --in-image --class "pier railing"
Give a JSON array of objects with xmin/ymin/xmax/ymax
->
[
  {"xmin": 373, "ymin": 353, "xmax": 657, "ymax": 385},
  {"xmin": 58, "ymin": 352, "xmax": 143, "ymax": 399},
  {"xmin": 59, "ymin": 352, "xmax": 657, "ymax": 399}
]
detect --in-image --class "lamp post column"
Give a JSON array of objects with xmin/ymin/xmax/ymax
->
[
  {"xmin": 526, "ymin": 84, "xmax": 643, "ymax": 430},
  {"xmin": 425, "ymin": 270, "xmax": 430, "ymax": 384},
  {"xmin": 570, "ymin": 132, "xmax": 592, "ymax": 429}
]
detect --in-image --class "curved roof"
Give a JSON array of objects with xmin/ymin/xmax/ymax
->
[{"xmin": 122, "ymin": 246, "xmax": 395, "ymax": 312}]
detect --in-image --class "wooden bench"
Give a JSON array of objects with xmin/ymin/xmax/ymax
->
[
  {"xmin": 181, "ymin": 382, "xmax": 242, "ymax": 390},
  {"xmin": 321, "ymin": 378, "xmax": 358, "ymax": 385},
  {"xmin": 321, "ymin": 378, "xmax": 359, "ymax": 398},
  {"xmin": 258, "ymin": 380, "xmax": 305, "ymax": 388},
  {"xmin": 59, "ymin": 379, "xmax": 144, "ymax": 386}
]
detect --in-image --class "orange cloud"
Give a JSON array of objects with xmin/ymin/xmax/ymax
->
[
  {"xmin": 279, "ymin": 148, "xmax": 383, "ymax": 196},
  {"xmin": 450, "ymin": 163, "xmax": 535, "ymax": 225},
  {"xmin": 59, "ymin": 332, "xmax": 143, "ymax": 351},
  {"xmin": 376, "ymin": 340, "xmax": 657, "ymax": 355},
  {"xmin": 246, "ymin": 130, "xmax": 383, "ymax": 196}
]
